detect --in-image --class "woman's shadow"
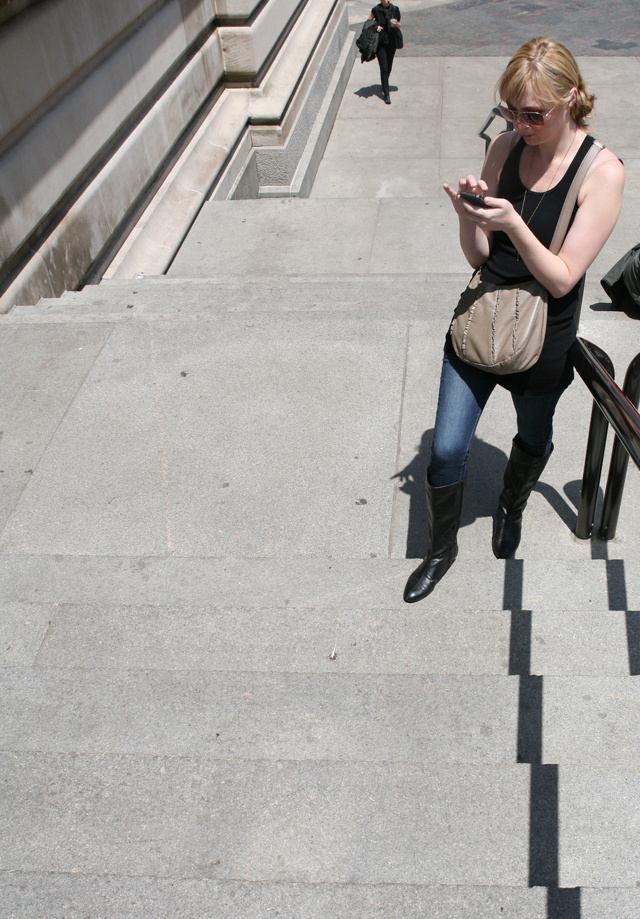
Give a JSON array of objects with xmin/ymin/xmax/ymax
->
[
  {"xmin": 393, "ymin": 430, "xmax": 508, "ymax": 557},
  {"xmin": 354, "ymin": 84, "xmax": 399, "ymax": 100},
  {"xmin": 394, "ymin": 430, "xmax": 582, "ymax": 558}
]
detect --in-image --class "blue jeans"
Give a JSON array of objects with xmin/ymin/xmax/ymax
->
[{"xmin": 429, "ymin": 350, "xmax": 563, "ymax": 487}]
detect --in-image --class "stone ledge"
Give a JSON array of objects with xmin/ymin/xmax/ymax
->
[
  {"xmin": 104, "ymin": 1, "xmax": 350, "ymax": 277},
  {"xmin": 109, "ymin": 90, "xmax": 250, "ymax": 279},
  {"xmin": 0, "ymin": 0, "xmax": 165, "ymax": 147},
  {"xmin": 257, "ymin": 31, "xmax": 356, "ymax": 196},
  {"xmin": 0, "ymin": 3, "xmax": 224, "ymax": 273},
  {"xmin": 248, "ymin": 0, "xmax": 339, "ymax": 129},
  {"xmin": 218, "ymin": 0, "xmax": 301, "ymax": 75},
  {"xmin": 0, "ymin": 30, "xmax": 225, "ymax": 312}
]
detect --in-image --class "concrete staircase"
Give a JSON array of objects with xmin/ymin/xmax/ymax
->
[{"xmin": 2, "ymin": 55, "xmax": 640, "ymax": 918}]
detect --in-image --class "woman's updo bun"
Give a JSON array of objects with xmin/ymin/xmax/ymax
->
[
  {"xmin": 571, "ymin": 79, "xmax": 595, "ymax": 126},
  {"xmin": 497, "ymin": 37, "xmax": 595, "ymax": 129}
]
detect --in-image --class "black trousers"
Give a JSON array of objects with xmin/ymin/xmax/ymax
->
[{"xmin": 376, "ymin": 43, "xmax": 396, "ymax": 95}]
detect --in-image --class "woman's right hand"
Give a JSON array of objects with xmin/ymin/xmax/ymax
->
[
  {"xmin": 443, "ymin": 175, "xmax": 489, "ymax": 222},
  {"xmin": 443, "ymin": 174, "xmax": 493, "ymax": 268}
]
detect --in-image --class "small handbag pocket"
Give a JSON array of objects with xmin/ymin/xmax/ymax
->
[{"xmin": 450, "ymin": 269, "xmax": 548, "ymax": 374}]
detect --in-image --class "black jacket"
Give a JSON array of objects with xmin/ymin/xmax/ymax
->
[
  {"xmin": 601, "ymin": 243, "xmax": 640, "ymax": 311},
  {"xmin": 356, "ymin": 19, "xmax": 381, "ymax": 62}
]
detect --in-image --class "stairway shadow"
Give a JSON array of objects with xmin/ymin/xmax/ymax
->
[{"xmin": 506, "ymin": 562, "xmax": 583, "ymax": 919}]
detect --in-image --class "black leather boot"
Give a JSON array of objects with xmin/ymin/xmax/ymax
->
[
  {"xmin": 492, "ymin": 437, "xmax": 553, "ymax": 560},
  {"xmin": 403, "ymin": 476, "xmax": 465, "ymax": 603}
]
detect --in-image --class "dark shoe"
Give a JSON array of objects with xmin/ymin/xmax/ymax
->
[
  {"xmin": 403, "ymin": 476, "xmax": 465, "ymax": 603},
  {"xmin": 384, "ymin": 92, "xmax": 391, "ymax": 104},
  {"xmin": 492, "ymin": 437, "xmax": 553, "ymax": 559}
]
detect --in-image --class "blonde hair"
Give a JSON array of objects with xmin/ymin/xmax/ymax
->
[{"xmin": 497, "ymin": 37, "xmax": 595, "ymax": 129}]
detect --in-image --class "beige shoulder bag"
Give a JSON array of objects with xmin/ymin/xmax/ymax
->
[{"xmin": 450, "ymin": 140, "xmax": 603, "ymax": 375}]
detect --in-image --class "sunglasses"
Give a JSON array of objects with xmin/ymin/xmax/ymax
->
[{"xmin": 498, "ymin": 103, "xmax": 557, "ymax": 127}]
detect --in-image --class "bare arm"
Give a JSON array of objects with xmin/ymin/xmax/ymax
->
[
  {"xmin": 461, "ymin": 146, "xmax": 625, "ymax": 297},
  {"xmin": 443, "ymin": 131, "xmax": 518, "ymax": 269}
]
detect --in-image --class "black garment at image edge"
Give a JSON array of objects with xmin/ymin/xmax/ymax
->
[{"xmin": 601, "ymin": 241, "xmax": 640, "ymax": 311}]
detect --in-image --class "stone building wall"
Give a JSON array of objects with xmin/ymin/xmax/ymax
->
[{"xmin": 0, "ymin": 0, "xmax": 353, "ymax": 310}]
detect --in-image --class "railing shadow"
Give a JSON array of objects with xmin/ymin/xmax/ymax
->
[
  {"xmin": 505, "ymin": 560, "xmax": 581, "ymax": 919},
  {"xmin": 506, "ymin": 549, "xmax": 638, "ymax": 917},
  {"xmin": 625, "ymin": 611, "xmax": 640, "ymax": 675},
  {"xmin": 535, "ymin": 481, "xmax": 577, "ymax": 533}
]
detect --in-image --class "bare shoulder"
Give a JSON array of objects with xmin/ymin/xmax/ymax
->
[
  {"xmin": 487, "ymin": 129, "xmax": 519, "ymax": 160},
  {"xmin": 484, "ymin": 130, "xmax": 519, "ymax": 171},
  {"xmin": 481, "ymin": 130, "xmax": 519, "ymax": 186},
  {"xmin": 576, "ymin": 143, "xmax": 624, "ymax": 212},
  {"xmin": 587, "ymin": 144, "xmax": 625, "ymax": 183},
  {"xmin": 579, "ymin": 144, "xmax": 625, "ymax": 201}
]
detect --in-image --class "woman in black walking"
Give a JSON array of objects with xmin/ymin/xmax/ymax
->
[{"xmin": 368, "ymin": 0, "xmax": 401, "ymax": 104}]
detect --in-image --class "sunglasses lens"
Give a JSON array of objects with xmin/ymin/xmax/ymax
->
[{"xmin": 500, "ymin": 105, "xmax": 546, "ymax": 126}]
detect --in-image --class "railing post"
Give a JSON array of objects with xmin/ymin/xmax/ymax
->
[
  {"xmin": 574, "ymin": 342, "xmax": 615, "ymax": 540},
  {"xmin": 599, "ymin": 351, "xmax": 640, "ymax": 539},
  {"xmin": 478, "ymin": 107, "xmax": 513, "ymax": 154},
  {"xmin": 575, "ymin": 403, "xmax": 610, "ymax": 539}
]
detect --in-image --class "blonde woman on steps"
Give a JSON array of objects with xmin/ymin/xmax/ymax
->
[{"xmin": 404, "ymin": 36, "xmax": 624, "ymax": 603}]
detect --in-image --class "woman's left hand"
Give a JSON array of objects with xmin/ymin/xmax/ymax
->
[{"xmin": 464, "ymin": 196, "xmax": 518, "ymax": 233}]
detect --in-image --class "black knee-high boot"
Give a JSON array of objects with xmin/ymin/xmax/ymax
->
[
  {"xmin": 403, "ymin": 475, "xmax": 465, "ymax": 603},
  {"xmin": 492, "ymin": 437, "xmax": 552, "ymax": 560}
]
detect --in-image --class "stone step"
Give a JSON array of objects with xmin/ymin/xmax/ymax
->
[
  {"xmin": 168, "ymin": 198, "xmax": 469, "ymax": 278},
  {"xmin": 0, "ymin": 669, "xmax": 521, "ymax": 763},
  {"xmin": 4, "ymin": 666, "xmax": 640, "ymax": 765},
  {"xmin": 0, "ymin": 307, "xmax": 637, "ymax": 564},
  {"xmin": 11, "ymin": 274, "xmax": 470, "ymax": 320},
  {"xmin": 8, "ymin": 273, "xmax": 620, "ymax": 321},
  {"xmin": 165, "ymin": 196, "xmax": 638, "ymax": 287},
  {"xmin": 5, "ymin": 602, "xmax": 637, "ymax": 678},
  {"xmin": 1, "ymin": 876, "xmax": 604, "ymax": 919},
  {"xmin": 1, "ymin": 751, "xmax": 639, "ymax": 889},
  {"xmin": 0, "ymin": 555, "xmax": 633, "ymax": 610}
]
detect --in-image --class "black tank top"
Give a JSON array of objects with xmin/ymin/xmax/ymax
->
[{"xmin": 479, "ymin": 133, "xmax": 597, "ymax": 396}]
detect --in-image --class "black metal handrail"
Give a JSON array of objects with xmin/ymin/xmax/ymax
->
[
  {"xmin": 599, "ymin": 351, "xmax": 640, "ymax": 539},
  {"xmin": 571, "ymin": 338, "xmax": 640, "ymax": 539},
  {"xmin": 478, "ymin": 107, "xmax": 513, "ymax": 154}
]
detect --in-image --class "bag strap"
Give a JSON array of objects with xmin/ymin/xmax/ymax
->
[{"xmin": 549, "ymin": 139, "xmax": 604, "ymax": 254}]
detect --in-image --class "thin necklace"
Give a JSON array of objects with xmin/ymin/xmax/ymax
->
[{"xmin": 517, "ymin": 133, "xmax": 577, "ymax": 261}]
